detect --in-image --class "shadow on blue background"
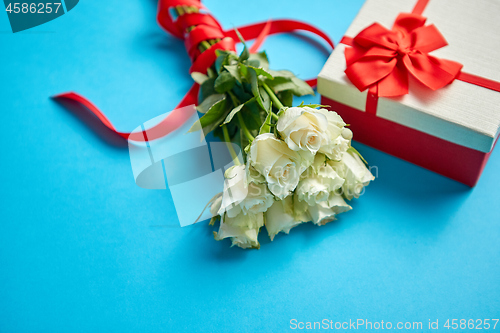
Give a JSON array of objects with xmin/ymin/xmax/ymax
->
[{"xmin": 52, "ymin": 98, "xmax": 129, "ymax": 148}]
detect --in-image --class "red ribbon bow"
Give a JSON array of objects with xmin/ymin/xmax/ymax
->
[{"xmin": 344, "ymin": 13, "xmax": 463, "ymax": 97}]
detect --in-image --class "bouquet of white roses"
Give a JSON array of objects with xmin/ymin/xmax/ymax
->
[
  {"xmin": 191, "ymin": 34, "xmax": 374, "ymax": 249},
  {"xmin": 54, "ymin": 1, "xmax": 373, "ymax": 248}
]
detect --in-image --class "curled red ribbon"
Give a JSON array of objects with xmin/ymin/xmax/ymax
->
[
  {"xmin": 55, "ymin": 0, "xmax": 334, "ymax": 142},
  {"xmin": 344, "ymin": 12, "xmax": 463, "ymax": 97}
]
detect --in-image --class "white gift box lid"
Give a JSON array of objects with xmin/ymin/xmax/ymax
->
[{"xmin": 318, "ymin": 0, "xmax": 500, "ymax": 153}]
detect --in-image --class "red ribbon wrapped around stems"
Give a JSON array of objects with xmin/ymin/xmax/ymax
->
[{"xmin": 54, "ymin": 0, "xmax": 334, "ymax": 142}]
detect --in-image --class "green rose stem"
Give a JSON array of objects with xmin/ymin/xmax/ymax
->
[
  {"xmin": 176, "ymin": 6, "xmax": 239, "ymax": 170},
  {"xmin": 222, "ymin": 124, "xmax": 241, "ymax": 166},
  {"xmin": 228, "ymin": 91, "xmax": 255, "ymax": 143},
  {"xmin": 236, "ymin": 113, "xmax": 254, "ymax": 142},
  {"xmin": 262, "ymin": 83, "xmax": 282, "ymax": 121},
  {"xmin": 200, "ymin": 40, "xmax": 212, "ymax": 52}
]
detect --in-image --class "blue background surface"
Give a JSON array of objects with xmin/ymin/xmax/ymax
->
[{"xmin": 1, "ymin": 0, "xmax": 499, "ymax": 332}]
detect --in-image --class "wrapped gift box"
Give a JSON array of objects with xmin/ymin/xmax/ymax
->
[{"xmin": 318, "ymin": 0, "xmax": 500, "ymax": 186}]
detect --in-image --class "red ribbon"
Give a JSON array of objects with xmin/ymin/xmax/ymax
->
[
  {"xmin": 55, "ymin": 0, "xmax": 334, "ymax": 142},
  {"xmin": 340, "ymin": 0, "xmax": 500, "ymax": 114},
  {"xmin": 344, "ymin": 12, "xmax": 462, "ymax": 97}
]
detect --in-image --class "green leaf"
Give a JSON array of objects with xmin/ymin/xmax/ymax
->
[
  {"xmin": 215, "ymin": 54, "xmax": 229, "ymax": 74},
  {"xmin": 239, "ymin": 46, "xmax": 250, "ymax": 62},
  {"xmin": 296, "ymin": 102, "xmax": 331, "ymax": 109},
  {"xmin": 234, "ymin": 28, "xmax": 247, "ymax": 46},
  {"xmin": 259, "ymin": 104, "xmax": 273, "ymax": 135},
  {"xmin": 233, "ymin": 29, "xmax": 250, "ymax": 62},
  {"xmin": 239, "ymin": 64, "xmax": 249, "ymax": 81},
  {"xmin": 248, "ymin": 51, "xmax": 269, "ymax": 69},
  {"xmin": 206, "ymin": 67, "xmax": 216, "ymax": 79},
  {"xmin": 240, "ymin": 128, "xmax": 249, "ymax": 160},
  {"xmin": 246, "ymin": 59, "xmax": 260, "ymax": 68},
  {"xmin": 248, "ymin": 65, "xmax": 273, "ymax": 80},
  {"xmin": 214, "ymin": 55, "xmax": 224, "ymax": 74},
  {"xmin": 265, "ymin": 77, "xmax": 296, "ymax": 92},
  {"xmin": 196, "ymin": 94, "xmax": 225, "ymax": 114},
  {"xmin": 278, "ymin": 90, "xmax": 294, "ymax": 107},
  {"xmin": 202, "ymin": 111, "xmax": 230, "ymax": 137},
  {"xmin": 267, "ymin": 69, "xmax": 295, "ymax": 78},
  {"xmin": 200, "ymin": 105, "xmax": 226, "ymax": 130},
  {"xmin": 258, "ymin": 86, "xmax": 270, "ymax": 111},
  {"xmin": 243, "ymin": 96, "xmax": 259, "ymax": 113},
  {"xmin": 224, "ymin": 65, "xmax": 242, "ymax": 83},
  {"xmin": 277, "ymin": 107, "xmax": 288, "ymax": 118},
  {"xmin": 191, "ymin": 72, "xmax": 209, "ymax": 84},
  {"xmin": 241, "ymin": 106, "xmax": 262, "ymax": 131},
  {"xmin": 248, "ymin": 67, "xmax": 260, "ymax": 99},
  {"xmin": 188, "ymin": 119, "xmax": 203, "ymax": 133},
  {"xmin": 232, "ymin": 82, "xmax": 253, "ymax": 102},
  {"xmin": 245, "ymin": 96, "xmax": 258, "ymax": 105},
  {"xmin": 215, "ymin": 52, "xmax": 238, "ymax": 74},
  {"xmin": 228, "ymin": 55, "xmax": 239, "ymax": 65},
  {"xmin": 244, "ymin": 143, "xmax": 251, "ymax": 154},
  {"xmin": 242, "ymin": 82, "xmax": 253, "ymax": 95},
  {"xmin": 200, "ymin": 78, "xmax": 216, "ymax": 101},
  {"xmin": 213, "ymin": 117, "xmax": 237, "ymax": 142},
  {"xmin": 247, "ymin": 67, "xmax": 266, "ymax": 110},
  {"xmin": 223, "ymin": 104, "xmax": 244, "ymax": 125},
  {"xmin": 215, "ymin": 49, "xmax": 230, "ymax": 58},
  {"xmin": 291, "ymin": 77, "xmax": 315, "ymax": 96},
  {"xmin": 189, "ymin": 97, "xmax": 228, "ymax": 133},
  {"xmin": 223, "ymin": 96, "xmax": 260, "ymax": 130},
  {"xmin": 214, "ymin": 72, "xmax": 236, "ymax": 93}
]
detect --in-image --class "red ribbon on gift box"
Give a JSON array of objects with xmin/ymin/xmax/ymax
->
[
  {"xmin": 340, "ymin": 0, "xmax": 500, "ymax": 114},
  {"xmin": 54, "ymin": 0, "xmax": 334, "ymax": 142}
]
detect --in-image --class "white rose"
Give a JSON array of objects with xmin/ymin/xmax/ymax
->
[
  {"xmin": 314, "ymin": 108, "xmax": 350, "ymax": 161},
  {"xmin": 248, "ymin": 133, "xmax": 311, "ymax": 199},
  {"xmin": 276, "ymin": 106, "xmax": 350, "ymax": 160},
  {"xmin": 242, "ymin": 182, "xmax": 275, "ymax": 215},
  {"xmin": 308, "ymin": 194, "xmax": 352, "ymax": 225},
  {"xmin": 214, "ymin": 212, "xmax": 264, "ymax": 249},
  {"xmin": 265, "ymin": 196, "xmax": 308, "ymax": 241},
  {"xmin": 217, "ymin": 164, "xmax": 275, "ymax": 218},
  {"xmin": 295, "ymin": 154, "xmax": 345, "ymax": 206},
  {"xmin": 277, "ymin": 107, "xmax": 329, "ymax": 155},
  {"xmin": 341, "ymin": 127, "xmax": 353, "ymax": 141},
  {"xmin": 324, "ymin": 134, "xmax": 350, "ymax": 161},
  {"xmin": 210, "ymin": 194, "xmax": 222, "ymax": 216},
  {"xmin": 246, "ymin": 163, "xmax": 266, "ymax": 184},
  {"xmin": 331, "ymin": 150, "xmax": 375, "ymax": 200}
]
